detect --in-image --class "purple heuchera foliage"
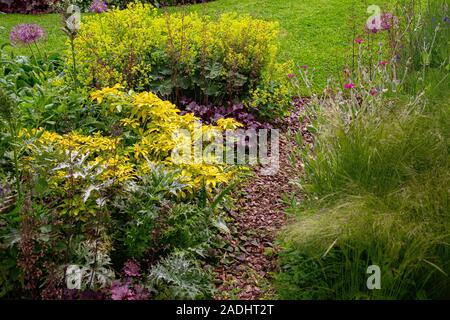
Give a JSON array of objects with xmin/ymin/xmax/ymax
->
[
  {"xmin": 111, "ymin": 281, "xmax": 134, "ymax": 300},
  {"xmin": 179, "ymin": 99, "xmax": 272, "ymax": 130},
  {"xmin": 9, "ymin": 24, "xmax": 45, "ymax": 45},
  {"xmin": 123, "ymin": 261, "xmax": 140, "ymax": 277},
  {"xmin": 89, "ymin": 0, "xmax": 108, "ymax": 13},
  {"xmin": 132, "ymin": 284, "xmax": 151, "ymax": 300},
  {"xmin": 62, "ymin": 289, "xmax": 105, "ymax": 300},
  {"xmin": 110, "ymin": 280, "xmax": 150, "ymax": 300}
]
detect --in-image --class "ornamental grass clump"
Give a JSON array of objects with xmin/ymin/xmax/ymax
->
[{"xmin": 277, "ymin": 0, "xmax": 450, "ymax": 300}]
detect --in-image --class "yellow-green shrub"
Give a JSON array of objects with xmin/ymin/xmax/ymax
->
[
  {"xmin": 20, "ymin": 86, "xmax": 242, "ymax": 220},
  {"xmin": 70, "ymin": 2, "xmax": 279, "ymax": 104}
]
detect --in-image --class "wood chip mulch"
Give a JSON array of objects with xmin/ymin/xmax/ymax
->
[{"xmin": 214, "ymin": 99, "xmax": 312, "ymax": 300}]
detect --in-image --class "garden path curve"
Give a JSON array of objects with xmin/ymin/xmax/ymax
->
[{"xmin": 215, "ymin": 101, "xmax": 310, "ymax": 299}]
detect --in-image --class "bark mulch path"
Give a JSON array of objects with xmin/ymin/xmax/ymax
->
[{"xmin": 214, "ymin": 100, "xmax": 312, "ymax": 300}]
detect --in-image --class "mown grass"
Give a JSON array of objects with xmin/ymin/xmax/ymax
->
[
  {"xmin": 171, "ymin": 0, "xmax": 385, "ymax": 86},
  {"xmin": 0, "ymin": 0, "xmax": 388, "ymax": 88},
  {"xmin": 277, "ymin": 95, "xmax": 450, "ymax": 299}
]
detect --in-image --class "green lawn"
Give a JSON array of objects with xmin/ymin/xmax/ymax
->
[
  {"xmin": 0, "ymin": 0, "xmax": 388, "ymax": 87},
  {"xmin": 174, "ymin": 0, "xmax": 385, "ymax": 85}
]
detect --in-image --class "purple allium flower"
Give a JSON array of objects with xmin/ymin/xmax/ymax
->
[
  {"xmin": 89, "ymin": 0, "xmax": 108, "ymax": 13},
  {"xmin": 444, "ymin": 17, "xmax": 450, "ymax": 23},
  {"xmin": 299, "ymin": 65, "xmax": 309, "ymax": 69},
  {"xmin": 381, "ymin": 13, "xmax": 398, "ymax": 30},
  {"xmin": 365, "ymin": 18, "xmax": 381, "ymax": 33},
  {"xmin": 355, "ymin": 38, "xmax": 364, "ymax": 44},
  {"xmin": 344, "ymin": 83, "xmax": 356, "ymax": 89},
  {"xmin": 123, "ymin": 261, "xmax": 140, "ymax": 277},
  {"xmin": 287, "ymin": 73, "xmax": 296, "ymax": 79},
  {"xmin": 9, "ymin": 24, "xmax": 45, "ymax": 46}
]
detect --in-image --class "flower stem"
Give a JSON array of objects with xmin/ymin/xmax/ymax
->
[
  {"xmin": 70, "ymin": 36, "xmax": 78, "ymax": 85},
  {"xmin": 27, "ymin": 44, "xmax": 38, "ymax": 64}
]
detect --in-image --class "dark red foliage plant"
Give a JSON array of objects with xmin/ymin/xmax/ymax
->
[
  {"xmin": 179, "ymin": 98, "xmax": 272, "ymax": 130},
  {"xmin": 17, "ymin": 195, "xmax": 43, "ymax": 299},
  {"xmin": 0, "ymin": 0, "xmax": 58, "ymax": 13}
]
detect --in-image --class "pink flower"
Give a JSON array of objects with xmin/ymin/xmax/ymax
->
[
  {"xmin": 299, "ymin": 65, "xmax": 309, "ymax": 69},
  {"xmin": 9, "ymin": 24, "xmax": 45, "ymax": 46},
  {"xmin": 287, "ymin": 73, "xmax": 296, "ymax": 79},
  {"xmin": 344, "ymin": 83, "xmax": 356, "ymax": 89},
  {"xmin": 379, "ymin": 61, "xmax": 388, "ymax": 66},
  {"xmin": 370, "ymin": 88, "xmax": 379, "ymax": 96},
  {"xmin": 355, "ymin": 38, "xmax": 364, "ymax": 44}
]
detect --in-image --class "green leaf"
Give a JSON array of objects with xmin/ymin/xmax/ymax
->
[
  {"xmin": 212, "ymin": 216, "xmax": 230, "ymax": 234},
  {"xmin": 35, "ymin": 177, "xmax": 48, "ymax": 195}
]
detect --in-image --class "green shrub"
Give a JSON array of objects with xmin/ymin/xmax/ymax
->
[
  {"xmin": 71, "ymin": 2, "xmax": 279, "ymax": 104},
  {"xmin": 148, "ymin": 252, "xmax": 215, "ymax": 299},
  {"xmin": 244, "ymin": 71, "xmax": 293, "ymax": 122},
  {"xmin": 112, "ymin": 166, "xmax": 204, "ymax": 259}
]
